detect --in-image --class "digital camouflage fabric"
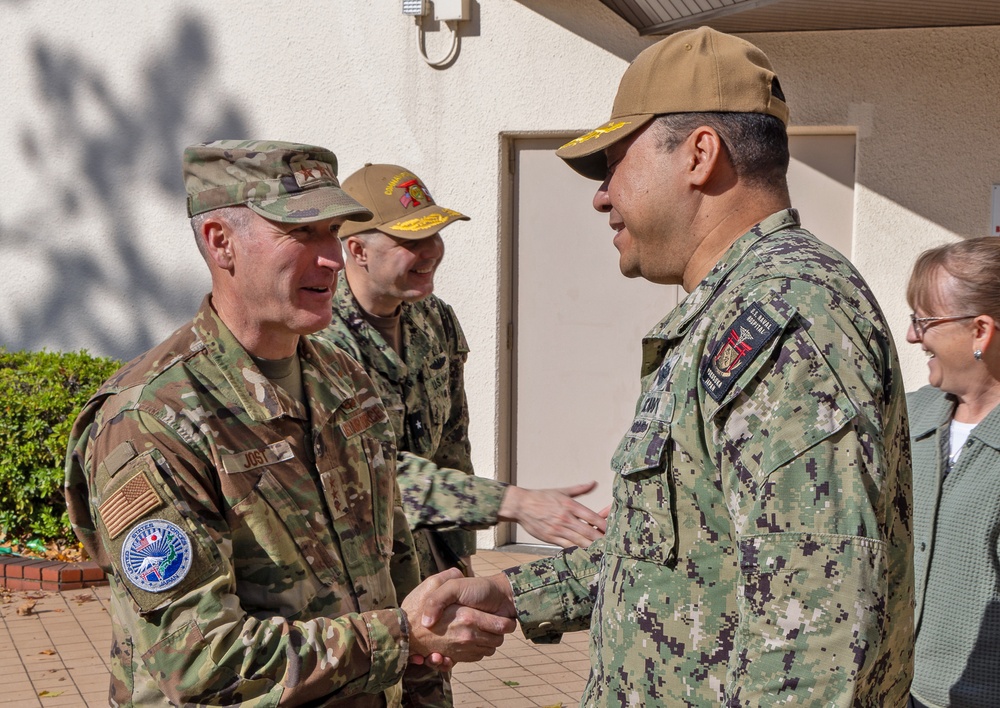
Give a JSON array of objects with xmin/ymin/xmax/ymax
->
[
  {"xmin": 320, "ymin": 279, "xmax": 507, "ymax": 707},
  {"xmin": 321, "ymin": 278, "xmax": 507, "ymax": 581},
  {"xmin": 65, "ymin": 296, "xmax": 419, "ymax": 706},
  {"xmin": 505, "ymin": 210, "xmax": 914, "ymax": 706}
]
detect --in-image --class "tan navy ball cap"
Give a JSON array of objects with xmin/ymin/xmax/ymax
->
[
  {"xmin": 556, "ymin": 26, "xmax": 790, "ymax": 181},
  {"xmin": 338, "ymin": 163, "xmax": 470, "ymax": 240}
]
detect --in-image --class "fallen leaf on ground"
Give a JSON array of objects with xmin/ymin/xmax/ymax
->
[
  {"xmin": 73, "ymin": 593, "xmax": 95, "ymax": 604},
  {"xmin": 38, "ymin": 690, "xmax": 64, "ymax": 697},
  {"xmin": 16, "ymin": 600, "xmax": 36, "ymax": 616},
  {"xmin": 39, "ymin": 649, "xmax": 56, "ymax": 655}
]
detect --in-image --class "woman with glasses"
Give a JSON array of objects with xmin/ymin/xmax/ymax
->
[{"xmin": 905, "ymin": 237, "xmax": 1000, "ymax": 708}]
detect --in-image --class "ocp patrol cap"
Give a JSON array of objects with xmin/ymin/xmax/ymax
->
[
  {"xmin": 184, "ymin": 140, "xmax": 373, "ymax": 224},
  {"xmin": 337, "ymin": 163, "xmax": 469, "ymax": 240},
  {"xmin": 557, "ymin": 26, "xmax": 789, "ymax": 180}
]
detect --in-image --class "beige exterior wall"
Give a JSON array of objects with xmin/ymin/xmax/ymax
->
[{"xmin": 2, "ymin": 2, "xmax": 998, "ymax": 545}]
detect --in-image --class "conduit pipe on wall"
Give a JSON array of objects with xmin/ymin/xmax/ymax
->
[{"xmin": 417, "ymin": 20, "xmax": 460, "ymax": 67}]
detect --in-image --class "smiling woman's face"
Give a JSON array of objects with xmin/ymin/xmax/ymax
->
[{"xmin": 906, "ymin": 271, "xmax": 978, "ymax": 395}]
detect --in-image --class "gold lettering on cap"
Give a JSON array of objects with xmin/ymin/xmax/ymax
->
[
  {"xmin": 384, "ymin": 172, "xmax": 412, "ymax": 196},
  {"xmin": 560, "ymin": 121, "xmax": 632, "ymax": 150}
]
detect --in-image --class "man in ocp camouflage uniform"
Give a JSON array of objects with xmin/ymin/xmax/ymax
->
[
  {"xmin": 421, "ymin": 27, "xmax": 915, "ymax": 706},
  {"xmin": 64, "ymin": 140, "xmax": 514, "ymax": 706},
  {"xmin": 318, "ymin": 163, "xmax": 607, "ymax": 706}
]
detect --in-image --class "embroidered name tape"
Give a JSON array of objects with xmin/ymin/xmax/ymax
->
[
  {"xmin": 702, "ymin": 302, "xmax": 779, "ymax": 403},
  {"xmin": 340, "ymin": 405, "xmax": 387, "ymax": 438},
  {"xmin": 221, "ymin": 440, "xmax": 294, "ymax": 474},
  {"xmin": 121, "ymin": 519, "xmax": 192, "ymax": 593}
]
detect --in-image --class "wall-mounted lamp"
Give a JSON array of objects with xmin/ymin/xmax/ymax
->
[
  {"xmin": 402, "ymin": 0, "xmax": 427, "ymax": 16},
  {"xmin": 403, "ymin": 0, "xmax": 470, "ymax": 68}
]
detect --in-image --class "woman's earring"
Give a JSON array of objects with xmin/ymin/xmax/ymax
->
[{"xmin": 974, "ymin": 349, "xmax": 983, "ymax": 361}]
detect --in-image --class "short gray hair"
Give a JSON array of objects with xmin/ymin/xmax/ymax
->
[{"xmin": 189, "ymin": 206, "xmax": 252, "ymax": 260}]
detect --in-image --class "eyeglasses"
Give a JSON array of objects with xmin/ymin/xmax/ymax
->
[{"xmin": 909, "ymin": 313, "xmax": 978, "ymax": 338}]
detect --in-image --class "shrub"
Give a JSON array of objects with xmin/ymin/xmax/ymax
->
[{"xmin": 0, "ymin": 348, "xmax": 122, "ymax": 542}]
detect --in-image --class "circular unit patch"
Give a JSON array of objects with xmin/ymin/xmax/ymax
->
[{"xmin": 120, "ymin": 519, "xmax": 193, "ymax": 593}]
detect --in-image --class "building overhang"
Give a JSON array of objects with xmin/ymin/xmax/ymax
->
[{"xmin": 599, "ymin": 0, "xmax": 1000, "ymax": 36}]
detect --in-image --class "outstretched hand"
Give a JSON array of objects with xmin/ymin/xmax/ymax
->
[
  {"xmin": 402, "ymin": 569, "xmax": 516, "ymax": 666},
  {"xmin": 499, "ymin": 481, "xmax": 607, "ymax": 548}
]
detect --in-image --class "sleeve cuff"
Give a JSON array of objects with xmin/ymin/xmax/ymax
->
[
  {"xmin": 504, "ymin": 545, "xmax": 602, "ymax": 643},
  {"xmin": 362, "ymin": 608, "xmax": 409, "ymax": 693}
]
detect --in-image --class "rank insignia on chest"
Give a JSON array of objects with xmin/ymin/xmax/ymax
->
[
  {"xmin": 702, "ymin": 302, "xmax": 779, "ymax": 402},
  {"xmin": 407, "ymin": 411, "xmax": 426, "ymax": 441}
]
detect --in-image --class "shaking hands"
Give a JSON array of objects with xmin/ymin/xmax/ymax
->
[{"xmin": 402, "ymin": 568, "xmax": 518, "ymax": 668}]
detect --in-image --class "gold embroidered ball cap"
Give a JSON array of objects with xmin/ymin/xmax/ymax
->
[
  {"xmin": 556, "ymin": 26, "xmax": 789, "ymax": 180},
  {"xmin": 337, "ymin": 163, "xmax": 470, "ymax": 240}
]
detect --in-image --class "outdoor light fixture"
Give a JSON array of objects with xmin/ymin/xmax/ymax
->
[{"xmin": 402, "ymin": 0, "xmax": 428, "ymax": 16}]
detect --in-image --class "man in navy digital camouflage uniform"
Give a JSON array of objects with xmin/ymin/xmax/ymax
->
[
  {"xmin": 319, "ymin": 162, "xmax": 607, "ymax": 707},
  {"xmin": 319, "ymin": 163, "xmax": 606, "ymax": 582},
  {"xmin": 420, "ymin": 27, "xmax": 915, "ymax": 707}
]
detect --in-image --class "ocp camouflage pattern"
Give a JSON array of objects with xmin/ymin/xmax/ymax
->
[
  {"xmin": 65, "ymin": 296, "xmax": 420, "ymax": 706},
  {"xmin": 505, "ymin": 210, "xmax": 914, "ymax": 706},
  {"xmin": 184, "ymin": 139, "xmax": 369, "ymax": 222}
]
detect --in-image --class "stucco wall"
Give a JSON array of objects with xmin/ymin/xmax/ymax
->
[
  {"xmin": 1, "ymin": 0, "xmax": 649, "ymax": 516},
  {"xmin": 749, "ymin": 26, "xmax": 1000, "ymax": 395},
  {"xmin": 2, "ymin": 2, "xmax": 999, "ymax": 541}
]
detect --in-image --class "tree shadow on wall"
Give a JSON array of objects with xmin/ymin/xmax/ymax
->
[{"xmin": 2, "ymin": 14, "xmax": 250, "ymax": 360}]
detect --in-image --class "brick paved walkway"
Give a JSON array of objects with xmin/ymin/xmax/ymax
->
[{"xmin": 0, "ymin": 549, "xmax": 588, "ymax": 707}]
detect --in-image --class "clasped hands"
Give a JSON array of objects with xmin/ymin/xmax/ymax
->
[{"xmin": 401, "ymin": 568, "xmax": 517, "ymax": 668}]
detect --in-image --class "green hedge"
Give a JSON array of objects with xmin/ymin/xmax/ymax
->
[{"xmin": 0, "ymin": 348, "xmax": 122, "ymax": 542}]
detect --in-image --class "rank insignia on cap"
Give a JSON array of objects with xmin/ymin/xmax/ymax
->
[
  {"xmin": 702, "ymin": 302, "xmax": 779, "ymax": 402},
  {"xmin": 121, "ymin": 519, "xmax": 193, "ymax": 593}
]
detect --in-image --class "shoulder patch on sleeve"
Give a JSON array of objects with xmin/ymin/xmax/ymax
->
[
  {"xmin": 120, "ymin": 519, "xmax": 193, "ymax": 593},
  {"xmin": 702, "ymin": 302, "xmax": 779, "ymax": 403},
  {"xmin": 99, "ymin": 470, "xmax": 164, "ymax": 538},
  {"xmin": 102, "ymin": 440, "xmax": 137, "ymax": 478}
]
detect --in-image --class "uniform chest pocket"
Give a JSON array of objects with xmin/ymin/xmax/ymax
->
[
  {"xmin": 229, "ymin": 470, "xmax": 342, "ymax": 615},
  {"xmin": 606, "ymin": 390, "xmax": 678, "ymax": 565},
  {"xmin": 322, "ymin": 434, "xmax": 395, "ymax": 561},
  {"xmin": 420, "ymin": 354, "xmax": 451, "ymax": 429}
]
